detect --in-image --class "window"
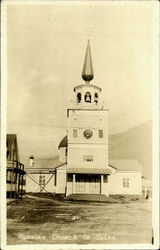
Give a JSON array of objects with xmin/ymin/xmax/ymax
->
[
  {"xmin": 83, "ymin": 155, "xmax": 93, "ymax": 162},
  {"xmin": 94, "ymin": 93, "xmax": 98, "ymax": 104},
  {"xmin": 84, "ymin": 92, "xmax": 91, "ymax": 103},
  {"xmin": 39, "ymin": 175, "xmax": 45, "ymax": 186},
  {"xmin": 99, "ymin": 130, "xmax": 103, "ymax": 138},
  {"xmin": 73, "ymin": 129, "xmax": 78, "ymax": 137},
  {"xmin": 123, "ymin": 178, "xmax": 129, "ymax": 188},
  {"xmin": 77, "ymin": 93, "xmax": 81, "ymax": 103}
]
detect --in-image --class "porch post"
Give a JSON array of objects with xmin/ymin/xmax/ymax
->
[
  {"xmin": 14, "ymin": 172, "xmax": 17, "ymax": 192},
  {"xmin": 14, "ymin": 172, "xmax": 16, "ymax": 198},
  {"xmin": 100, "ymin": 174, "xmax": 104, "ymax": 194},
  {"xmin": 73, "ymin": 174, "xmax": 76, "ymax": 194}
]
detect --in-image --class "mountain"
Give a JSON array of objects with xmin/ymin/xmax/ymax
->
[{"xmin": 108, "ymin": 121, "xmax": 152, "ymax": 179}]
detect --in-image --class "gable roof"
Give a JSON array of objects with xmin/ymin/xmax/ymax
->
[
  {"xmin": 25, "ymin": 158, "xmax": 66, "ymax": 170},
  {"xmin": 109, "ymin": 159, "xmax": 143, "ymax": 171}
]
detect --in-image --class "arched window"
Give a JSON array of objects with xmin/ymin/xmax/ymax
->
[
  {"xmin": 77, "ymin": 93, "xmax": 81, "ymax": 103},
  {"xmin": 84, "ymin": 92, "xmax": 91, "ymax": 103},
  {"xmin": 94, "ymin": 93, "xmax": 98, "ymax": 104}
]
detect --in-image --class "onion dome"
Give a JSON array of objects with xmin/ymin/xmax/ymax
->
[{"xmin": 58, "ymin": 135, "xmax": 68, "ymax": 149}]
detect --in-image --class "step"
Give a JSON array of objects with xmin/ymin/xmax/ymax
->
[{"xmin": 66, "ymin": 194, "xmax": 120, "ymax": 203}]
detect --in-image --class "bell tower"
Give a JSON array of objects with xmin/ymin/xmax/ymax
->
[
  {"xmin": 66, "ymin": 41, "xmax": 110, "ymax": 196},
  {"xmin": 72, "ymin": 40, "xmax": 103, "ymax": 109}
]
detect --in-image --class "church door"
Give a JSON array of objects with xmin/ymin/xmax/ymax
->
[
  {"xmin": 88, "ymin": 175, "xmax": 100, "ymax": 194},
  {"xmin": 75, "ymin": 175, "xmax": 100, "ymax": 194},
  {"xmin": 76, "ymin": 175, "xmax": 86, "ymax": 193}
]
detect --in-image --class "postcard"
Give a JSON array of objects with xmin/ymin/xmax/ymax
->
[{"xmin": 1, "ymin": 1, "xmax": 159, "ymax": 249}]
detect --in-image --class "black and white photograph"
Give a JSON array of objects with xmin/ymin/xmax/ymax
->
[{"xmin": 0, "ymin": 0, "xmax": 159, "ymax": 249}]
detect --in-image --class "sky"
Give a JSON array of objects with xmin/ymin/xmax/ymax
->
[{"xmin": 6, "ymin": 3, "xmax": 154, "ymax": 164}]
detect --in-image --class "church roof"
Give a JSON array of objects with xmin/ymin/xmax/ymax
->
[
  {"xmin": 58, "ymin": 135, "xmax": 68, "ymax": 149},
  {"xmin": 82, "ymin": 40, "xmax": 94, "ymax": 82},
  {"xmin": 26, "ymin": 158, "xmax": 64, "ymax": 169},
  {"xmin": 74, "ymin": 84, "xmax": 101, "ymax": 92},
  {"xmin": 109, "ymin": 159, "xmax": 143, "ymax": 171},
  {"xmin": 25, "ymin": 158, "xmax": 66, "ymax": 173}
]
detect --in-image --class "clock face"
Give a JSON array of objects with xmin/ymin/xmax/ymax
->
[{"xmin": 83, "ymin": 129, "xmax": 93, "ymax": 139}]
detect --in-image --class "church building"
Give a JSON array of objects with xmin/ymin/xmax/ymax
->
[
  {"xmin": 57, "ymin": 41, "xmax": 142, "ymax": 197},
  {"xmin": 25, "ymin": 41, "xmax": 143, "ymax": 197},
  {"xmin": 66, "ymin": 40, "xmax": 110, "ymax": 196}
]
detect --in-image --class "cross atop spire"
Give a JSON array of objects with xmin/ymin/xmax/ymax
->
[{"xmin": 82, "ymin": 40, "xmax": 94, "ymax": 83}]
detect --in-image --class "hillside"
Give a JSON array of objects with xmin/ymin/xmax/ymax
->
[{"xmin": 109, "ymin": 121, "xmax": 152, "ymax": 179}]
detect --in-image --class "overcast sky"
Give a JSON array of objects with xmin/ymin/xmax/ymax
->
[{"xmin": 6, "ymin": 3, "xmax": 154, "ymax": 163}]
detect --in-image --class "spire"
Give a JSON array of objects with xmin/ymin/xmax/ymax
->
[{"xmin": 82, "ymin": 40, "xmax": 94, "ymax": 82}]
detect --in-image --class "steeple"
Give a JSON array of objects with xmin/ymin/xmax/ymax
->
[
  {"xmin": 73, "ymin": 41, "xmax": 102, "ymax": 109},
  {"xmin": 82, "ymin": 40, "xmax": 94, "ymax": 83}
]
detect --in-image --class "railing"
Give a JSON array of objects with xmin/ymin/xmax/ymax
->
[
  {"xmin": 7, "ymin": 160, "xmax": 25, "ymax": 172},
  {"xmin": 7, "ymin": 160, "xmax": 26, "ymax": 198}
]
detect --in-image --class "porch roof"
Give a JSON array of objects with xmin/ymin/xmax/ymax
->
[{"xmin": 67, "ymin": 168, "xmax": 111, "ymax": 174}]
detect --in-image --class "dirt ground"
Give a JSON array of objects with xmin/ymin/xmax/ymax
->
[{"xmin": 7, "ymin": 194, "xmax": 152, "ymax": 245}]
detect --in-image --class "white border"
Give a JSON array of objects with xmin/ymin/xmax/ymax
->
[
  {"xmin": 1, "ymin": 1, "xmax": 7, "ymax": 250},
  {"xmin": 0, "ymin": 0, "xmax": 159, "ymax": 6},
  {"xmin": 1, "ymin": 1, "xmax": 159, "ymax": 250},
  {"xmin": 152, "ymin": 1, "xmax": 159, "ymax": 248}
]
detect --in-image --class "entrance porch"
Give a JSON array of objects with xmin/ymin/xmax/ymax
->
[{"xmin": 66, "ymin": 173, "xmax": 109, "ymax": 196}]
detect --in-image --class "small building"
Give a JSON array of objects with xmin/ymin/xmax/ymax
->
[
  {"xmin": 6, "ymin": 134, "xmax": 26, "ymax": 198},
  {"xmin": 108, "ymin": 160, "xmax": 142, "ymax": 195},
  {"xmin": 25, "ymin": 41, "xmax": 143, "ymax": 197},
  {"xmin": 25, "ymin": 158, "xmax": 66, "ymax": 194}
]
